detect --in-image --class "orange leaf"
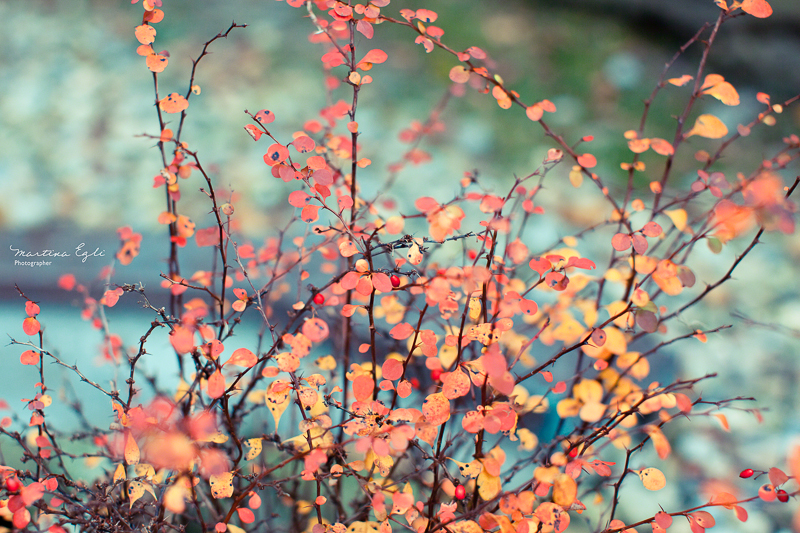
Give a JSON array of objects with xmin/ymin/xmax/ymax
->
[
  {"xmin": 358, "ymin": 49, "xmax": 388, "ymax": 68},
  {"xmin": 577, "ymin": 153, "xmax": 597, "ymax": 168},
  {"xmin": 20, "ymin": 350, "xmax": 40, "ymax": 366},
  {"xmin": 740, "ymin": 0, "xmax": 772, "ymax": 18},
  {"xmin": 649, "ymin": 138, "xmax": 675, "ymax": 156},
  {"xmin": 159, "ymin": 93, "xmax": 189, "ymax": 114},
  {"xmin": 134, "ymin": 24, "xmax": 156, "ymax": 45},
  {"xmin": 686, "ymin": 114, "xmax": 728, "ymax": 139},
  {"xmin": 146, "ymin": 53, "xmax": 168, "ymax": 73},
  {"xmin": 207, "ymin": 370, "xmax": 226, "ymax": 399},
  {"xmin": 526, "ymin": 104, "xmax": 543, "ymax": 121},
  {"xmin": 701, "ymin": 74, "xmax": 740, "ymax": 106},
  {"xmin": 422, "ymin": 393, "xmax": 450, "ymax": 426},
  {"xmin": 442, "ymin": 368, "xmax": 471, "ymax": 399},
  {"xmin": 668, "ymin": 74, "xmax": 693, "ymax": 86}
]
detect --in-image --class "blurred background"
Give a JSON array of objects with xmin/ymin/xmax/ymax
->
[{"xmin": 1, "ymin": 0, "xmax": 799, "ymax": 531}]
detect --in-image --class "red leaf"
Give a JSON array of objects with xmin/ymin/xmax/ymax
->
[
  {"xmin": 382, "ymin": 358, "xmax": 404, "ymax": 381},
  {"xmin": 195, "ymin": 227, "xmax": 220, "ymax": 247},
  {"xmin": 302, "ymin": 317, "xmax": 330, "ymax": 343},
  {"xmin": 591, "ymin": 328, "xmax": 606, "ymax": 347},
  {"xmin": 641, "ymin": 221, "xmax": 663, "ymax": 237},
  {"xmin": 356, "ymin": 19, "xmax": 373, "ymax": 39},
  {"xmin": 654, "ymin": 511, "xmax": 673, "ymax": 530},
  {"xmin": 528, "ymin": 257, "xmax": 552, "ymax": 276},
  {"xmin": 611, "ymin": 233, "xmax": 632, "ymax": 251},
  {"xmin": 352, "ymin": 374, "xmax": 374, "ymax": 402},
  {"xmin": 226, "ymin": 348, "xmax": 257, "ymax": 368},
  {"xmin": 25, "ymin": 301, "xmax": 40, "ymax": 317},
  {"xmin": 768, "ymin": 467, "xmax": 789, "ymax": 487},
  {"xmin": 371, "ymin": 272, "xmax": 392, "ymax": 293},
  {"xmin": 566, "ymin": 257, "xmax": 596, "ymax": 270},
  {"xmin": 631, "ymin": 234, "xmax": 649, "ymax": 255},
  {"xmin": 237, "ymin": 507, "xmax": 255, "ymax": 524},
  {"xmin": 389, "ymin": 322, "xmax": 414, "ymax": 340},
  {"xmin": 22, "ymin": 317, "xmax": 40, "ymax": 336},
  {"xmin": 255, "ymin": 109, "xmax": 275, "ymax": 124},
  {"xmin": 20, "ymin": 350, "xmax": 40, "ymax": 366}
]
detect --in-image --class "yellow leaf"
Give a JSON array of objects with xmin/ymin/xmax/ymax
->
[
  {"xmin": 638, "ymin": 467, "xmax": 666, "ymax": 491},
  {"xmin": 210, "ymin": 471, "xmax": 235, "ymax": 499},
  {"xmin": 579, "ymin": 401, "xmax": 607, "ymax": 423},
  {"xmin": 244, "ymin": 438, "xmax": 263, "ymax": 461},
  {"xmin": 164, "ymin": 477, "xmax": 191, "ymax": 514},
  {"xmin": 124, "ymin": 431, "xmax": 140, "ymax": 466},
  {"xmin": 552, "ymin": 474, "xmax": 577, "ymax": 507},
  {"xmin": 664, "ymin": 209, "xmax": 688, "ymax": 232},
  {"xmin": 128, "ymin": 481, "xmax": 146, "ymax": 508},
  {"xmin": 686, "ymin": 114, "xmax": 728, "ymax": 139},
  {"xmin": 113, "ymin": 463, "xmax": 126, "ymax": 483},
  {"xmin": 477, "ymin": 469, "xmax": 502, "ymax": 501},
  {"xmin": 449, "ymin": 458, "xmax": 483, "ymax": 479},
  {"xmin": 316, "ymin": 355, "xmax": 337, "ymax": 370},
  {"xmin": 701, "ymin": 74, "xmax": 740, "ymax": 106},
  {"xmin": 266, "ymin": 380, "xmax": 291, "ymax": 429},
  {"xmin": 516, "ymin": 428, "xmax": 539, "ymax": 451},
  {"xmin": 197, "ymin": 430, "xmax": 229, "ymax": 444},
  {"xmin": 133, "ymin": 463, "xmax": 155, "ymax": 480}
]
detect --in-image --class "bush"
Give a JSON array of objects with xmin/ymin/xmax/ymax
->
[{"xmin": 2, "ymin": 0, "xmax": 799, "ymax": 532}]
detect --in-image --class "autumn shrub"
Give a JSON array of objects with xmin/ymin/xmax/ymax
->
[{"xmin": 3, "ymin": 0, "xmax": 800, "ymax": 532}]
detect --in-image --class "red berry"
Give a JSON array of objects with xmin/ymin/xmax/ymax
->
[
  {"xmin": 568, "ymin": 447, "xmax": 578, "ymax": 458},
  {"xmin": 390, "ymin": 275, "xmax": 400, "ymax": 288},
  {"xmin": 313, "ymin": 293, "xmax": 325, "ymax": 305},
  {"xmin": 431, "ymin": 369, "xmax": 442, "ymax": 381},
  {"xmin": 777, "ymin": 489, "xmax": 790, "ymax": 503},
  {"xmin": 409, "ymin": 378, "xmax": 420, "ymax": 389},
  {"xmin": 467, "ymin": 249, "xmax": 477, "ymax": 260},
  {"xmin": 5, "ymin": 477, "xmax": 21, "ymax": 492},
  {"xmin": 739, "ymin": 468, "xmax": 754, "ymax": 478},
  {"xmin": 454, "ymin": 485, "xmax": 466, "ymax": 500}
]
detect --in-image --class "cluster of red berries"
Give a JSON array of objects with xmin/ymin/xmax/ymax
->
[{"xmin": 739, "ymin": 469, "xmax": 790, "ymax": 502}]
